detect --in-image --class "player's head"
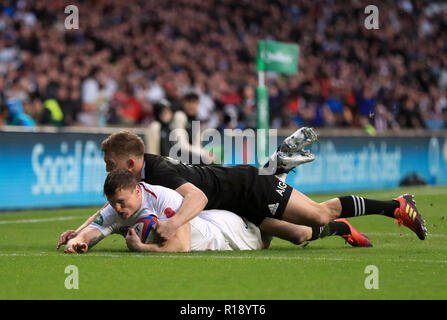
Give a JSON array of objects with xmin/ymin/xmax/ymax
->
[
  {"xmin": 104, "ymin": 169, "xmax": 142, "ymax": 219},
  {"xmin": 101, "ymin": 130, "xmax": 145, "ymax": 174}
]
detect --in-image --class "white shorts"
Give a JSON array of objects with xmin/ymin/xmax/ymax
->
[{"xmin": 197, "ymin": 209, "xmax": 264, "ymax": 251}]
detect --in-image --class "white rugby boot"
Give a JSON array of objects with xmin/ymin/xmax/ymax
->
[
  {"xmin": 276, "ymin": 149, "xmax": 316, "ymax": 171},
  {"xmin": 279, "ymin": 127, "xmax": 318, "ymax": 154},
  {"xmin": 276, "ymin": 127, "xmax": 318, "ymax": 170},
  {"xmin": 263, "ymin": 127, "xmax": 318, "ymax": 175}
]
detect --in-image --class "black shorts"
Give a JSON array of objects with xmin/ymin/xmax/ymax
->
[
  {"xmin": 183, "ymin": 163, "xmax": 294, "ymax": 227},
  {"xmin": 236, "ymin": 174, "xmax": 293, "ymax": 226}
]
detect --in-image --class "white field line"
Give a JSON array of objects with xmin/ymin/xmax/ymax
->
[
  {"xmin": 0, "ymin": 252, "xmax": 446, "ymax": 265},
  {"xmin": 0, "ymin": 216, "xmax": 86, "ymax": 225}
]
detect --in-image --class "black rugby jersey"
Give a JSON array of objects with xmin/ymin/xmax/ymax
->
[{"xmin": 142, "ymin": 153, "xmax": 258, "ymax": 213}]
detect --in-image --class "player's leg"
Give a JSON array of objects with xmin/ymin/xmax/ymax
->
[
  {"xmin": 259, "ymin": 218, "xmax": 312, "ymax": 246},
  {"xmin": 281, "ymin": 190, "xmax": 396, "ymax": 226},
  {"xmin": 280, "ymin": 190, "xmax": 427, "ymax": 240},
  {"xmin": 282, "ymin": 190, "xmax": 397, "ymax": 226},
  {"xmin": 259, "ymin": 217, "xmax": 372, "ymax": 247},
  {"xmin": 278, "ymin": 189, "xmax": 341, "ymax": 227},
  {"xmin": 255, "ymin": 175, "xmax": 395, "ymax": 227},
  {"xmin": 245, "ymin": 173, "xmax": 426, "ymax": 241}
]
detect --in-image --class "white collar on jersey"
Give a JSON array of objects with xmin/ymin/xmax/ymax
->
[{"xmin": 140, "ymin": 161, "xmax": 146, "ymax": 180}]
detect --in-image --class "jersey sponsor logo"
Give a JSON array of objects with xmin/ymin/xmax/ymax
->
[
  {"xmin": 268, "ymin": 203, "xmax": 279, "ymax": 216},
  {"xmin": 276, "ymin": 181, "xmax": 287, "ymax": 196},
  {"xmin": 93, "ymin": 214, "xmax": 103, "ymax": 226},
  {"xmin": 164, "ymin": 207, "xmax": 176, "ymax": 218}
]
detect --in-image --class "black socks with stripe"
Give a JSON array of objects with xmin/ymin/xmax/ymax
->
[
  {"xmin": 311, "ymin": 220, "xmax": 351, "ymax": 240},
  {"xmin": 338, "ymin": 196, "xmax": 399, "ymax": 218}
]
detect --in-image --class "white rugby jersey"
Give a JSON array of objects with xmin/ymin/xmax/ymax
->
[{"xmin": 89, "ymin": 182, "xmax": 262, "ymax": 251}]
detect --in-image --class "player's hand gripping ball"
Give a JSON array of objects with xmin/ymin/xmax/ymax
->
[{"xmin": 133, "ymin": 216, "xmax": 159, "ymax": 244}]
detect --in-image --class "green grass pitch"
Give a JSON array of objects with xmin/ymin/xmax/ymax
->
[{"xmin": 1, "ymin": 186, "xmax": 446, "ymax": 300}]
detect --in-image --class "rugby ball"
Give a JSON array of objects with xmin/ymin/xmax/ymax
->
[{"xmin": 133, "ymin": 216, "xmax": 159, "ymax": 244}]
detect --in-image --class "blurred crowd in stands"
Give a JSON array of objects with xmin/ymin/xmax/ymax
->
[{"xmin": 0, "ymin": 0, "xmax": 447, "ymax": 132}]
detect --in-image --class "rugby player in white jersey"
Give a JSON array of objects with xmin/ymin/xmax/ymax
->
[
  {"xmin": 65, "ymin": 169, "xmax": 266, "ymax": 253},
  {"xmin": 64, "ymin": 169, "xmax": 371, "ymax": 253}
]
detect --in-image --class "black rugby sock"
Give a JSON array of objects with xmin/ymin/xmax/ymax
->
[
  {"xmin": 311, "ymin": 220, "xmax": 351, "ymax": 240},
  {"xmin": 338, "ymin": 196, "xmax": 399, "ymax": 218}
]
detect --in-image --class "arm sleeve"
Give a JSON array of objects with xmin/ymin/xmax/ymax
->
[
  {"xmin": 150, "ymin": 185, "xmax": 185, "ymax": 221},
  {"xmin": 88, "ymin": 205, "xmax": 117, "ymax": 237}
]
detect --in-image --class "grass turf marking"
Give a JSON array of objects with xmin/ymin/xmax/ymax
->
[{"xmin": 1, "ymin": 252, "xmax": 446, "ymax": 264}]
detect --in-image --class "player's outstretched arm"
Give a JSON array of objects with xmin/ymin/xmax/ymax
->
[
  {"xmin": 56, "ymin": 203, "xmax": 108, "ymax": 249},
  {"xmin": 126, "ymin": 223, "xmax": 191, "ymax": 253},
  {"xmin": 153, "ymin": 183, "xmax": 207, "ymax": 241},
  {"xmin": 75, "ymin": 208, "xmax": 104, "ymax": 233},
  {"xmin": 64, "ymin": 227, "xmax": 105, "ymax": 254}
]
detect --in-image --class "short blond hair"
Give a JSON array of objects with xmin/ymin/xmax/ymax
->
[{"xmin": 101, "ymin": 130, "xmax": 145, "ymax": 158}]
